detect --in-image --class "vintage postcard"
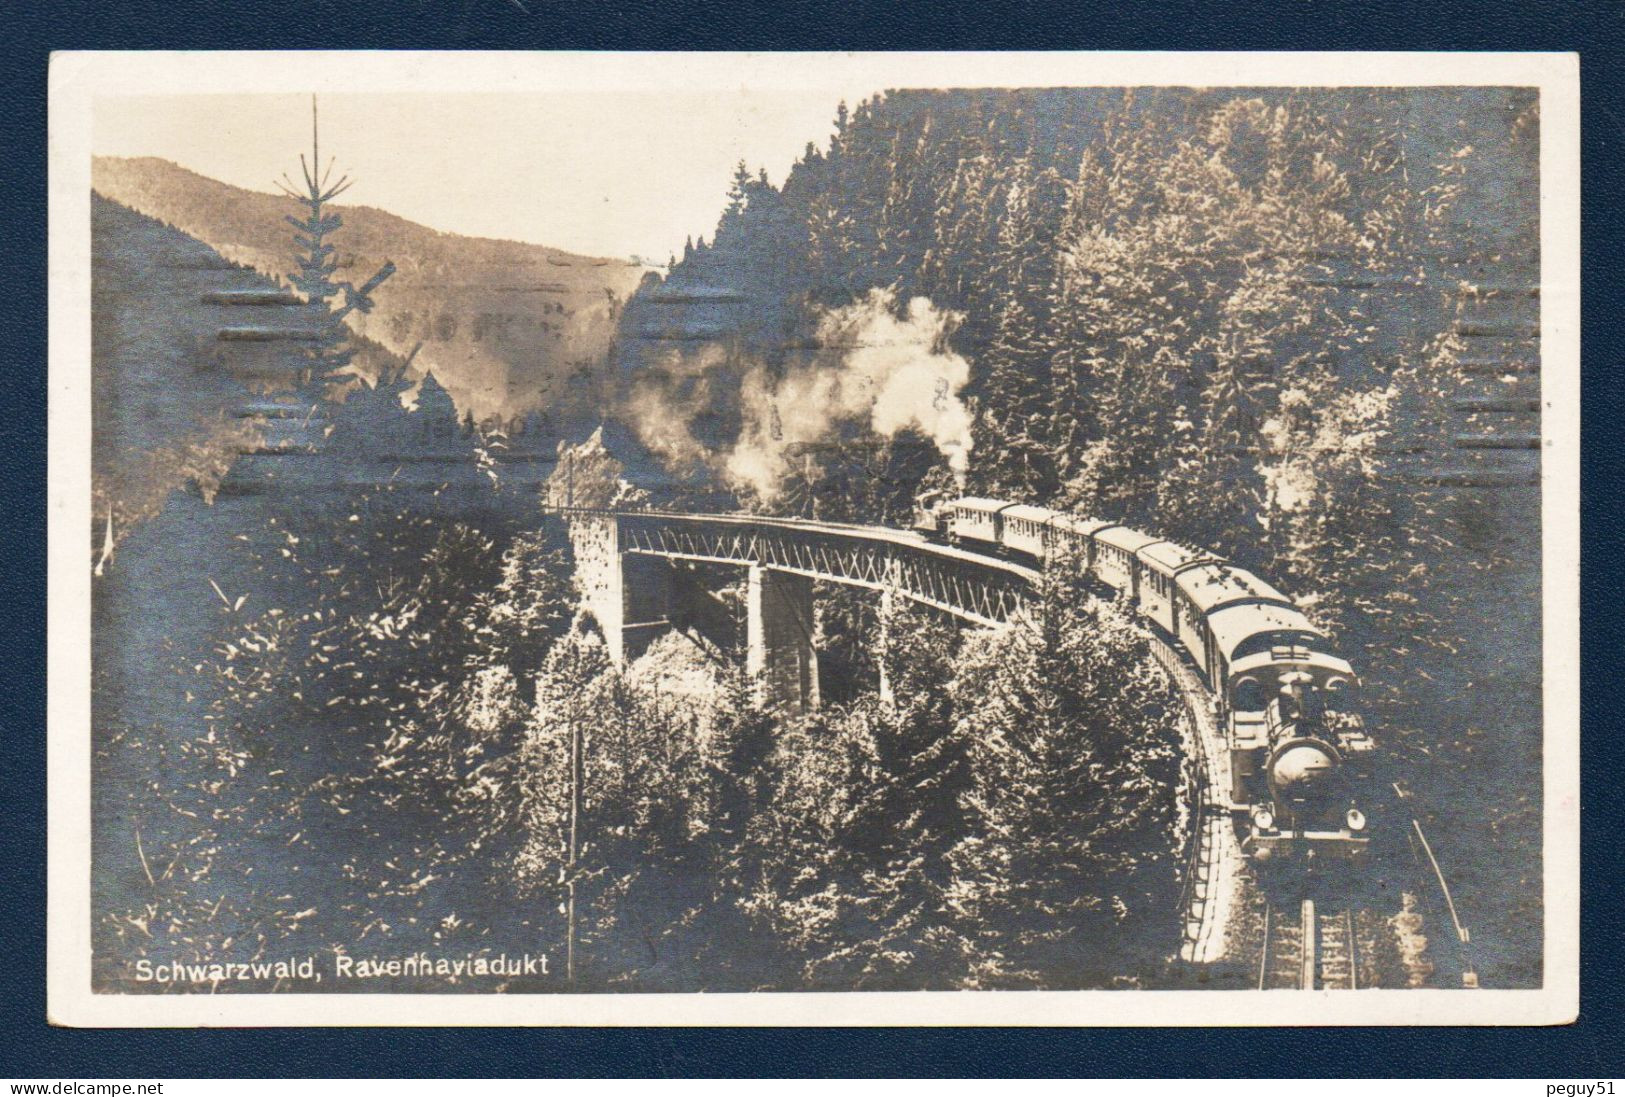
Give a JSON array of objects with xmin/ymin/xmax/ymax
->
[{"xmin": 47, "ymin": 51, "xmax": 1579, "ymax": 1026}]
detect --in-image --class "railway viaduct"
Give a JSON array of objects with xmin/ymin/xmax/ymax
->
[{"xmin": 563, "ymin": 508, "xmax": 1039, "ymax": 715}]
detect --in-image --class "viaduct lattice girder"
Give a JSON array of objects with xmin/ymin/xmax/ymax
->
[{"xmin": 613, "ymin": 512, "xmax": 1038, "ymax": 628}]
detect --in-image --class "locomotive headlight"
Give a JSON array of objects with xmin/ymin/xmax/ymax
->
[
  {"xmin": 1345, "ymin": 808, "xmax": 1367, "ymax": 832},
  {"xmin": 1252, "ymin": 807, "xmax": 1276, "ymax": 832}
]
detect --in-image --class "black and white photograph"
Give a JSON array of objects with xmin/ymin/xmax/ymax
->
[{"xmin": 46, "ymin": 51, "xmax": 1579, "ymax": 1026}]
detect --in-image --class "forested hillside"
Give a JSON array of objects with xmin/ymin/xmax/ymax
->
[
  {"xmin": 621, "ymin": 88, "xmax": 1538, "ymax": 528},
  {"xmin": 613, "ymin": 87, "xmax": 1543, "ymax": 984}
]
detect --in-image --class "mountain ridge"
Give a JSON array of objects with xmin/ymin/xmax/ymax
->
[{"xmin": 93, "ymin": 155, "xmax": 649, "ymax": 421}]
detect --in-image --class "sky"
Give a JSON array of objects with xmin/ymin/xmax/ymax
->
[
  {"xmin": 78, "ymin": 51, "xmax": 1573, "ymax": 264},
  {"xmin": 93, "ymin": 90, "xmax": 877, "ymax": 262}
]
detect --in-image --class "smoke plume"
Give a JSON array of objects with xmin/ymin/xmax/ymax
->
[
  {"xmin": 621, "ymin": 288, "xmax": 975, "ymax": 502},
  {"xmin": 727, "ymin": 289, "xmax": 973, "ymax": 500},
  {"xmin": 624, "ymin": 347, "xmax": 716, "ymax": 471}
]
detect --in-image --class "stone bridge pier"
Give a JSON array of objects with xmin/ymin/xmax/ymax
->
[{"xmin": 745, "ymin": 565, "xmax": 819, "ymax": 715}]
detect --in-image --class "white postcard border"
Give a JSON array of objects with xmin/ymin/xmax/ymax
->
[{"xmin": 47, "ymin": 50, "xmax": 1581, "ymax": 1027}]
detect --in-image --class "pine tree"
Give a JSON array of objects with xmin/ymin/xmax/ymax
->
[
  {"xmin": 708, "ymin": 660, "xmax": 777, "ymax": 849},
  {"xmin": 513, "ymin": 617, "xmax": 716, "ymax": 986},
  {"xmin": 975, "ymin": 156, "xmax": 1072, "ymax": 500},
  {"xmin": 275, "ymin": 97, "xmax": 396, "ymax": 401},
  {"xmin": 947, "ymin": 563, "xmax": 1183, "ymax": 987},
  {"xmin": 862, "ymin": 596, "xmax": 972, "ymax": 875},
  {"xmin": 717, "ymin": 159, "xmax": 754, "ymax": 244}
]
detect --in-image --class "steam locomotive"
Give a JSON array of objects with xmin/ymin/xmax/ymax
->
[{"xmin": 914, "ymin": 492, "xmax": 1373, "ymax": 864}]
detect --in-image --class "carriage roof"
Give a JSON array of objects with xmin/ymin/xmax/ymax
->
[
  {"xmin": 1137, "ymin": 540, "xmax": 1214, "ymax": 575},
  {"xmin": 1001, "ymin": 504, "xmax": 1058, "ymax": 525},
  {"xmin": 949, "ymin": 497, "xmax": 1011, "ymax": 515},
  {"xmin": 1050, "ymin": 514, "xmax": 1119, "ymax": 538},
  {"xmin": 1229, "ymin": 647, "xmax": 1355, "ymax": 684},
  {"xmin": 1094, "ymin": 525, "xmax": 1161, "ymax": 553},
  {"xmin": 1206, "ymin": 601, "xmax": 1322, "ymax": 663},
  {"xmin": 1175, "ymin": 562, "xmax": 1293, "ymax": 615}
]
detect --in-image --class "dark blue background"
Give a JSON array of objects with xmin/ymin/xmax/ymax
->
[{"xmin": 3, "ymin": 0, "xmax": 1619, "ymax": 1077}]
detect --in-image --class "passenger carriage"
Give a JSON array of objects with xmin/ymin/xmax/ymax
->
[
  {"xmin": 1091, "ymin": 525, "xmax": 1161, "ymax": 599},
  {"xmin": 999, "ymin": 504, "xmax": 1058, "ymax": 561},
  {"xmin": 1133, "ymin": 540, "xmax": 1216, "ymax": 635},
  {"xmin": 945, "ymin": 497, "xmax": 1010, "ymax": 548},
  {"xmin": 1172, "ymin": 564, "xmax": 1293, "ymax": 688},
  {"xmin": 912, "ymin": 490, "xmax": 1374, "ymax": 864},
  {"xmin": 1049, "ymin": 514, "xmax": 1118, "ymax": 570}
]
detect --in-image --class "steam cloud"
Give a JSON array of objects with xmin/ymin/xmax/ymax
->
[
  {"xmin": 625, "ymin": 288, "xmax": 973, "ymax": 502},
  {"xmin": 725, "ymin": 290, "xmax": 973, "ymax": 500},
  {"xmin": 624, "ymin": 348, "xmax": 716, "ymax": 472}
]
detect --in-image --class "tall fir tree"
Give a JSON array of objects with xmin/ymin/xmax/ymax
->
[
  {"xmin": 947, "ymin": 563, "xmax": 1183, "ymax": 987},
  {"xmin": 275, "ymin": 96, "xmax": 396, "ymax": 401}
]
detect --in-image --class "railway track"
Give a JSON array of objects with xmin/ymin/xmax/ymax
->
[
  {"xmin": 1258, "ymin": 900, "xmax": 1360, "ymax": 990},
  {"xmin": 1147, "ymin": 631, "xmax": 1243, "ymax": 965}
]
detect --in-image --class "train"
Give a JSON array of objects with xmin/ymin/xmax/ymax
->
[{"xmin": 913, "ymin": 491, "xmax": 1374, "ymax": 864}]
